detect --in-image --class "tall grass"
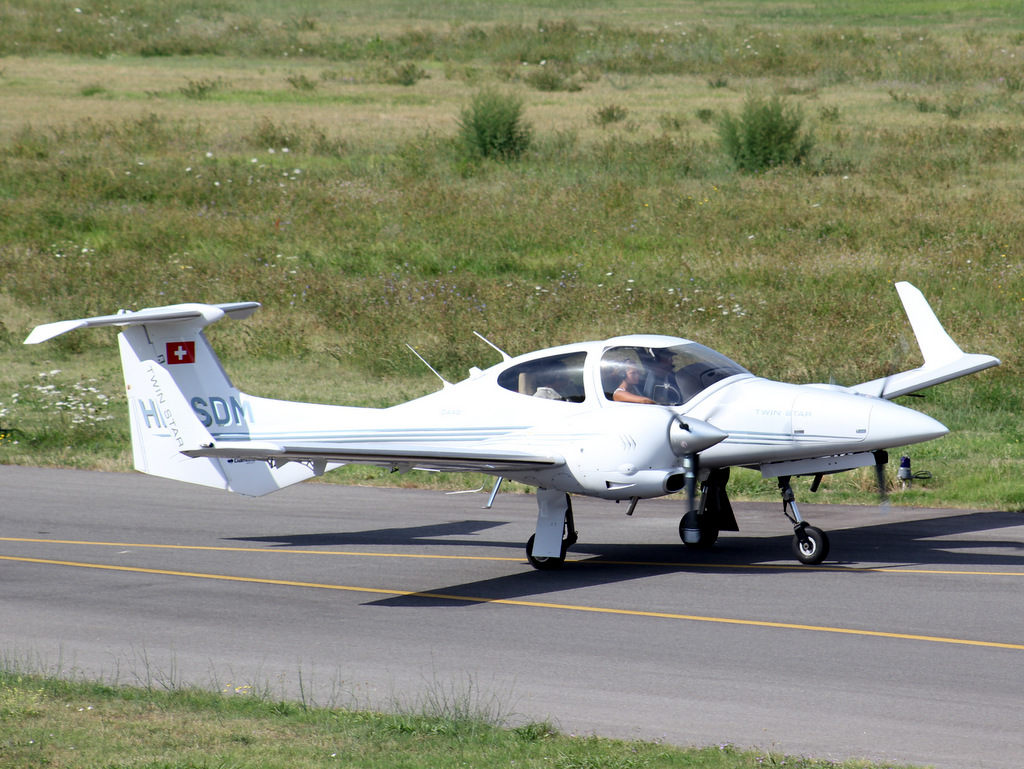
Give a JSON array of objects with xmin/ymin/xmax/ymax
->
[{"xmin": 3, "ymin": 2, "xmax": 1023, "ymax": 79}]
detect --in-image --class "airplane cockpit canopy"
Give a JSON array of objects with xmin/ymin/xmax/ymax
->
[{"xmin": 600, "ymin": 342, "xmax": 749, "ymax": 406}]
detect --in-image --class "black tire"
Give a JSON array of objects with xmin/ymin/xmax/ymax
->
[
  {"xmin": 792, "ymin": 526, "xmax": 830, "ymax": 565},
  {"xmin": 526, "ymin": 534, "xmax": 566, "ymax": 570},
  {"xmin": 679, "ymin": 510, "xmax": 719, "ymax": 549}
]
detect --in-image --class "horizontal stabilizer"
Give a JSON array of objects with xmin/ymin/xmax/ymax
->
[
  {"xmin": 25, "ymin": 302, "xmax": 260, "ymax": 344},
  {"xmin": 852, "ymin": 282, "xmax": 999, "ymax": 399}
]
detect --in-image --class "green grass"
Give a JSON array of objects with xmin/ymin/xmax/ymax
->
[
  {"xmin": 0, "ymin": 669, "xmax": 921, "ymax": 769},
  {"xmin": 2, "ymin": 0, "xmax": 1023, "ymax": 511}
]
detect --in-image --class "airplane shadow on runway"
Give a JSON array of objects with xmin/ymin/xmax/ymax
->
[
  {"xmin": 226, "ymin": 519, "xmax": 509, "ymax": 549},
  {"xmin": 225, "ymin": 508, "xmax": 1024, "ymax": 607}
]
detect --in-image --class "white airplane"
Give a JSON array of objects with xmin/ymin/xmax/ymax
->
[{"xmin": 24, "ymin": 282, "xmax": 998, "ymax": 569}]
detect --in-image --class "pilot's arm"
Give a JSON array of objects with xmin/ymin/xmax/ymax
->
[{"xmin": 613, "ymin": 387, "xmax": 655, "ymax": 404}]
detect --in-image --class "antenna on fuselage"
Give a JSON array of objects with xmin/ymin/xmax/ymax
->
[
  {"xmin": 473, "ymin": 331, "xmax": 511, "ymax": 362},
  {"xmin": 406, "ymin": 344, "xmax": 452, "ymax": 388}
]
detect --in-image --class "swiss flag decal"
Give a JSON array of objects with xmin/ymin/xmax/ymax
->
[{"xmin": 166, "ymin": 341, "xmax": 196, "ymax": 364}]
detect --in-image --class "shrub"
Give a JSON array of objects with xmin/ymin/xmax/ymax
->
[
  {"xmin": 659, "ymin": 112, "xmax": 686, "ymax": 131},
  {"xmin": 285, "ymin": 73, "xmax": 317, "ymax": 91},
  {"xmin": 717, "ymin": 93, "xmax": 814, "ymax": 172},
  {"xmin": 818, "ymin": 104, "xmax": 840, "ymax": 123},
  {"xmin": 456, "ymin": 89, "xmax": 532, "ymax": 161},
  {"xmin": 179, "ymin": 77, "xmax": 222, "ymax": 100},
  {"xmin": 592, "ymin": 104, "xmax": 628, "ymax": 127},
  {"xmin": 388, "ymin": 62, "xmax": 427, "ymax": 86},
  {"xmin": 524, "ymin": 66, "xmax": 580, "ymax": 92}
]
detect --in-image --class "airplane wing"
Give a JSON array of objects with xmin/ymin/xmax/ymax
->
[
  {"xmin": 851, "ymin": 282, "xmax": 999, "ymax": 399},
  {"xmin": 183, "ymin": 440, "xmax": 564, "ymax": 474}
]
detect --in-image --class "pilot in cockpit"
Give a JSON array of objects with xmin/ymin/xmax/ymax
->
[
  {"xmin": 643, "ymin": 349, "xmax": 682, "ymax": 404},
  {"xmin": 612, "ymin": 360, "xmax": 656, "ymax": 404}
]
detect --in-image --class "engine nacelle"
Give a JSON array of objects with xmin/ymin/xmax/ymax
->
[
  {"xmin": 518, "ymin": 406, "xmax": 724, "ymax": 500},
  {"xmin": 578, "ymin": 468, "xmax": 688, "ymax": 500}
]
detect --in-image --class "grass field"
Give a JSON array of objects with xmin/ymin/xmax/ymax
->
[
  {"xmin": 1, "ymin": 0, "xmax": 1023, "ymax": 511},
  {"xmin": 0, "ymin": 667, "xmax": 920, "ymax": 769}
]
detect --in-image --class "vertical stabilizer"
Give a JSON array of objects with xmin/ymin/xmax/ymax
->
[
  {"xmin": 27, "ymin": 303, "xmax": 317, "ymax": 495},
  {"xmin": 117, "ymin": 328, "xmax": 314, "ymax": 495}
]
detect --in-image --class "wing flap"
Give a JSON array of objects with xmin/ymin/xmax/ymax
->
[{"xmin": 183, "ymin": 441, "xmax": 563, "ymax": 473}]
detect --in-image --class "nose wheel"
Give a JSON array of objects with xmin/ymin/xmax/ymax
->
[
  {"xmin": 791, "ymin": 521, "xmax": 829, "ymax": 564},
  {"xmin": 779, "ymin": 477, "xmax": 830, "ymax": 565}
]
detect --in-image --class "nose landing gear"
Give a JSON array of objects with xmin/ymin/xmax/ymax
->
[{"xmin": 779, "ymin": 476, "xmax": 830, "ymax": 565}]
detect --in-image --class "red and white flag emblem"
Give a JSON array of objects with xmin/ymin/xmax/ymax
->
[{"xmin": 166, "ymin": 341, "xmax": 196, "ymax": 364}]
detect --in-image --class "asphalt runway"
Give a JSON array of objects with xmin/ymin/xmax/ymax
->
[{"xmin": 3, "ymin": 466, "xmax": 1023, "ymax": 768}]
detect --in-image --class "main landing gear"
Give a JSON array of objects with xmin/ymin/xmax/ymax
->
[
  {"xmin": 779, "ymin": 476, "xmax": 830, "ymax": 565},
  {"xmin": 526, "ymin": 493, "xmax": 578, "ymax": 570},
  {"xmin": 679, "ymin": 468, "xmax": 739, "ymax": 550}
]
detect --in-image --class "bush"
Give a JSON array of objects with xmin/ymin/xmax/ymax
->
[
  {"xmin": 388, "ymin": 62, "xmax": 428, "ymax": 86},
  {"xmin": 524, "ymin": 66, "xmax": 581, "ymax": 92},
  {"xmin": 592, "ymin": 104, "xmax": 628, "ymax": 127},
  {"xmin": 717, "ymin": 93, "xmax": 814, "ymax": 172},
  {"xmin": 456, "ymin": 89, "xmax": 533, "ymax": 161}
]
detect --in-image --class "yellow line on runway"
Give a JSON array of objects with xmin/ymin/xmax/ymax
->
[
  {"xmin": 4, "ymin": 554, "xmax": 1024, "ymax": 651},
  {"xmin": 0, "ymin": 536, "xmax": 523, "ymax": 561},
  {"xmin": 3, "ymin": 536, "xmax": 1024, "ymax": 576}
]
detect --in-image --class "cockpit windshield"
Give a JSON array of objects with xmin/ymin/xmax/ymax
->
[{"xmin": 600, "ymin": 342, "xmax": 749, "ymax": 406}]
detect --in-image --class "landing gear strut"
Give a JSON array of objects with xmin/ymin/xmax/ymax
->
[
  {"xmin": 779, "ymin": 476, "xmax": 829, "ymax": 565},
  {"xmin": 526, "ymin": 494, "xmax": 577, "ymax": 570},
  {"xmin": 679, "ymin": 468, "xmax": 739, "ymax": 550}
]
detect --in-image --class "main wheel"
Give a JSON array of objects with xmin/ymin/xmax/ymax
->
[
  {"xmin": 526, "ymin": 534, "xmax": 567, "ymax": 570},
  {"xmin": 679, "ymin": 510, "xmax": 719, "ymax": 549},
  {"xmin": 792, "ymin": 526, "xmax": 830, "ymax": 565}
]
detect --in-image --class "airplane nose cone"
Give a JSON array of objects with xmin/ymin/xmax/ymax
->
[
  {"xmin": 870, "ymin": 400, "xmax": 948, "ymax": 447},
  {"xmin": 669, "ymin": 416, "xmax": 728, "ymax": 456}
]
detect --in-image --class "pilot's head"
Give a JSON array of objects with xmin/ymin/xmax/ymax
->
[{"xmin": 652, "ymin": 349, "xmax": 674, "ymax": 369}]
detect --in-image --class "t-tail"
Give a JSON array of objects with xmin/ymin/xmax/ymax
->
[{"xmin": 25, "ymin": 303, "xmax": 317, "ymax": 495}]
